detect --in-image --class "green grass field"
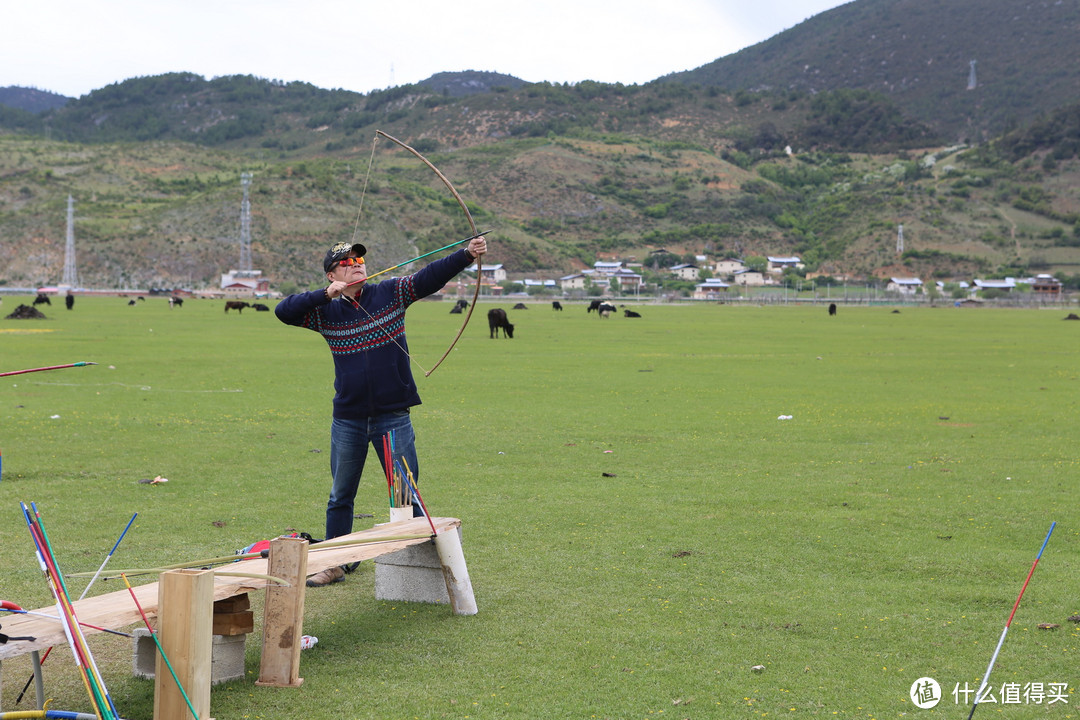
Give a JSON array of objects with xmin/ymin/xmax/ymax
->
[{"xmin": 1, "ymin": 295, "xmax": 1078, "ymax": 719}]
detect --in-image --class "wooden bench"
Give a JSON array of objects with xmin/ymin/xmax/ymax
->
[{"xmin": 1, "ymin": 517, "xmax": 475, "ymax": 716}]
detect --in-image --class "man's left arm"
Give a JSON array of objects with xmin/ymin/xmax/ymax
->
[{"xmin": 408, "ymin": 247, "xmax": 477, "ymax": 300}]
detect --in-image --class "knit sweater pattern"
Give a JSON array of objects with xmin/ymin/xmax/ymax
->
[{"xmin": 275, "ymin": 248, "xmax": 473, "ymax": 419}]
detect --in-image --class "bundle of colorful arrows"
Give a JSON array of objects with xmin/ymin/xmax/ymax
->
[
  {"xmin": 20, "ymin": 501, "xmax": 121, "ymax": 719},
  {"xmin": 381, "ymin": 431, "xmax": 414, "ymax": 510}
]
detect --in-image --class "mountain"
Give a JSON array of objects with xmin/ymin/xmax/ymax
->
[
  {"xmin": 417, "ymin": 71, "xmax": 528, "ymax": 97},
  {"xmin": 659, "ymin": 0, "xmax": 1080, "ymax": 144},
  {"xmin": 0, "ymin": 86, "xmax": 72, "ymax": 113}
]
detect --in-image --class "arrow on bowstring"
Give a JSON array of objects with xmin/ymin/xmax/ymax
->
[{"xmin": 347, "ymin": 230, "xmax": 490, "ymax": 287}]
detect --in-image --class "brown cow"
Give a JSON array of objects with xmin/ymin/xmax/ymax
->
[{"xmin": 225, "ymin": 301, "xmax": 251, "ymax": 313}]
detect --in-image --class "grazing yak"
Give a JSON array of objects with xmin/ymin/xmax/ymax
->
[
  {"xmin": 225, "ymin": 301, "xmax": 251, "ymax": 313},
  {"xmin": 588, "ymin": 299, "xmax": 617, "ymax": 316},
  {"xmin": 487, "ymin": 308, "xmax": 514, "ymax": 339},
  {"xmin": 552, "ymin": 301, "xmax": 563, "ymax": 311},
  {"xmin": 168, "ymin": 297, "xmax": 184, "ymax": 308},
  {"xmin": 624, "ymin": 309, "xmax": 641, "ymax": 318}
]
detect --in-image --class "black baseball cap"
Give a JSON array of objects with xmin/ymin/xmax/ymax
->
[{"xmin": 324, "ymin": 242, "xmax": 367, "ymax": 272}]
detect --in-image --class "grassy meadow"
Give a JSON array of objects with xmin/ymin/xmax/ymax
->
[{"xmin": 1, "ymin": 294, "xmax": 1078, "ymax": 719}]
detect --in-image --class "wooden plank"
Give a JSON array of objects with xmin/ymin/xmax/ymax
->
[
  {"xmin": 0, "ymin": 517, "xmax": 458, "ymax": 661},
  {"xmin": 255, "ymin": 537, "xmax": 308, "ymax": 687},
  {"xmin": 155, "ymin": 569, "xmax": 213, "ymax": 720}
]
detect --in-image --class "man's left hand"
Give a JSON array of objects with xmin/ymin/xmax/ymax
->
[{"xmin": 467, "ymin": 235, "xmax": 487, "ymax": 259}]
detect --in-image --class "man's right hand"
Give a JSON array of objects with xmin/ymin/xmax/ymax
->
[{"xmin": 326, "ymin": 280, "xmax": 348, "ymax": 299}]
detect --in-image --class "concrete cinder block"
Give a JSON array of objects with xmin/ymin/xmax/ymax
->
[
  {"xmin": 133, "ymin": 628, "xmax": 247, "ymax": 685},
  {"xmin": 374, "ymin": 528, "xmax": 462, "ymax": 605}
]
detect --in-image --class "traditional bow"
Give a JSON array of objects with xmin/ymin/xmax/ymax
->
[{"xmin": 358, "ymin": 130, "xmax": 483, "ymax": 377}]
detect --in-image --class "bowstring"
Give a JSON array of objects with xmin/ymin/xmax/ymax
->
[
  {"xmin": 348, "ymin": 132, "xmax": 428, "ymax": 375},
  {"xmin": 352, "ymin": 133, "xmax": 380, "ymax": 243},
  {"xmin": 352, "ymin": 288, "xmax": 431, "ymax": 377}
]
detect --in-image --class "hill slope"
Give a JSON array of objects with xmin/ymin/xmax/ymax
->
[
  {"xmin": 2, "ymin": 114, "xmax": 1078, "ymax": 292},
  {"xmin": 661, "ymin": 0, "xmax": 1080, "ymax": 143}
]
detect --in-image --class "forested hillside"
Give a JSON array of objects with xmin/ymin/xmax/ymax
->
[{"xmin": 662, "ymin": 0, "xmax": 1080, "ymax": 143}]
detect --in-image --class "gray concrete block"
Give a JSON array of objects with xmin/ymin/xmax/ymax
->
[
  {"xmin": 133, "ymin": 628, "xmax": 247, "ymax": 685},
  {"xmin": 374, "ymin": 529, "xmax": 462, "ymax": 604},
  {"xmin": 209, "ymin": 633, "xmax": 247, "ymax": 685}
]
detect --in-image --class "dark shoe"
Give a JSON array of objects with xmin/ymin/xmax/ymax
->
[{"xmin": 306, "ymin": 566, "xmax": 345, "ymax": 587}]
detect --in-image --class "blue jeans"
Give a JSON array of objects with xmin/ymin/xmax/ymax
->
[{"xmin": 327, "ymin": 411, "xmax": 421, "ymax": 539}]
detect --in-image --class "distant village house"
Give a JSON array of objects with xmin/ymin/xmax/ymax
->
[
  {"xmin": 714, "ymin": 258, "xmax": 746, "ymax": 277},
  {"xmin": 887, "ymin": 277, "xmax": 923, "ymax": 295},
  {"xmin": 465, "ymin": 263, "xmax": 507, "ymax": 285},
  {"xmin": 733, "ymin": 269, "xmax": 768, "ymax": 286},
  {"xmin": 694, "ymin": 278, "xmax": 730, "ymax": 299},
  {"xmin": 670, "ymin": 263, "xmax": 700, "ymax": 281},
  {"xmin": 767, "ymin": 256, "xmax": 803, "ymax": 274},
  {"xmin": 973, "ymin": 278, "xmax": 1015, "ymax": 293},
  {"xmin": 220, "ymin": 270, "xmax": 270, "ymax": 295}
]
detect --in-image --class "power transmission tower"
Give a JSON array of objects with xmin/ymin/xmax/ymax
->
[
  {"xmin": 968, "ymin": 60, "xmax": 977, "ymax": 90},
  {"xmin": 62, "ymin": 194, "xmax": 78, "ymax": 287},
  {"xmin": 239, "ymin": 172, "xmax": 253, "ymax": 273}
]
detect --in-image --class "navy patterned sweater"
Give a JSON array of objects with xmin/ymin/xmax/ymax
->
[{"xmin": 275, "ymin": 248, "xmax": 473, "ymax": 418}]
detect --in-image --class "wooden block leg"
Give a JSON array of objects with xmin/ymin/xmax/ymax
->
[
  {"xmin": 256, "ymin": 536, "xmax": 308, "ymax": 688},
  {"xmin": 155, "ymin": 569, "xmax": 214, "ymax": 720}
]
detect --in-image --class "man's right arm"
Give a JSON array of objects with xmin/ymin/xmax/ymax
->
[{"xmin": 274, "ymin": 289, "xmax": 330, "ymax": 327}]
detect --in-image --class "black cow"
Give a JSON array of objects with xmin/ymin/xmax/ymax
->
[
  {"xmin": 488, "ymin": 308, "xmax": 514, "ymax": 339},
  {"xmin": 828, "ymin": 303, "xmax": 837, "ymax": 316},
  {"xmin": 225, "ymin": 301, "xmax": 251, "ymax": 313},
  {"xmin": 128, "ymin": 299, "xmax": 136, "ymax": 306},
  {"xmin": 449, "ymin": 298, "xmax": 468, "ymax": 314},
  {"xmin": 513, "ymin": 302, "xmax": 528, "ymax": 310},
  {"xmin": 449, "ymin": 304, "xmax": 463, "ymax": 314},
  {"xmin": 624, "ymin": 309, "xmax": 641, "ymax": 318},
  {"xmin": 552, "ymin": 301, "xmax": 563, "ymax": 311},
  {"xmin": 33, "ymin": 293, "xmax": 51, "ymax": 306},
  {"xmin": 597, "ymin": 302, "xmax": 617, "ymax": 318},
  {"xmin": 253, "ymin": 303, "xmax": 270, "ymax": 311},
  {"xmin": 169, "ymin": 297, "xmax": 184, "ymax": 308},
  {"xmin": 587, "ymin": 299, "xmax": 602, "ymax": 313}
]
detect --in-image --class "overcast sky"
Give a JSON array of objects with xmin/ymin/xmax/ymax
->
[{"xmin": 3, "ymin": 0, "xmax": 852, "ymax": 99}]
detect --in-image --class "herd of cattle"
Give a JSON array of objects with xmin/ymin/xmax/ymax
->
[
  {"xmin": 112, "ymin": 297, "xmax": 269, "ymax": 312},
  {"xmin": 30, "ymin": 294, "xmax": 653, "ymax": 338},
  {"xmin": 482, "ymin": 298, "xmax": 644, "ymax": 339}
]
